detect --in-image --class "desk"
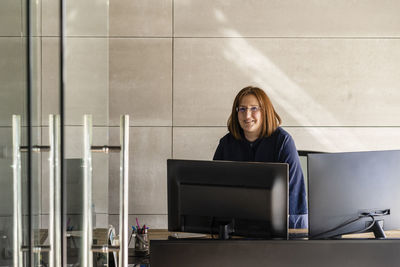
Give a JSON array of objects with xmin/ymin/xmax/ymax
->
[
  {"xmin": 150, "ymin": 239, "xmax": 400, "ymax": 267},
  {"xmin": 149, "ymin": 230, "xmax": 400, "ymax": 267}
]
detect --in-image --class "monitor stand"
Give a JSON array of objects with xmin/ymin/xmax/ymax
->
[
  {"xmin": 217, "ymin": 220, "xmax": 234, "ymax": 240},
  {"xmin": 370, "ymin": 220, "xmax": 386, "ymax": 239},
  {"xmin": 337, "ymin": 220, "xmax": 387, "ymax": 239}
]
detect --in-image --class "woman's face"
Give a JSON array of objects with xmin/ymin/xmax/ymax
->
[{"xmin": 237, "ymin": 94, "xmax": 262, "ymax": 141}]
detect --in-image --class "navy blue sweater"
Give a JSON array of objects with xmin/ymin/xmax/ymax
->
[{"xmin": 213, "ymin": 127, "xmax": 308, "ymax": 229}]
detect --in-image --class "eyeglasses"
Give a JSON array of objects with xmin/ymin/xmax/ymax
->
[{"xmin": 236, "ymin": 106, "xmax": 261, "ymax": 114}]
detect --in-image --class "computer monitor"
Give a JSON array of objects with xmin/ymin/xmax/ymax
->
[
  {"xmin": 308, "ymin": 150, "xmax": 400, "ymax": 239},
  {"xmin": 167, "ymin": 159, "xmax": 288, "ymax": 239}
]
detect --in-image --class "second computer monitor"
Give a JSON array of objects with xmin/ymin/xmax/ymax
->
[{"xmin": 308, "ymin": 150, "xmax": 400, "ymax": 239}]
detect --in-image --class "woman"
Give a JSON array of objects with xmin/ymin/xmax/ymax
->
[{"xmin": 213, "ymin": 86, "xmax": 307, "ymax": 229}]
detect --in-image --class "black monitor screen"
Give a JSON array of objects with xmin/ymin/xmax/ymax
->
[
  {"xmin": 167, "ymin": 159, "xmax": 288, "ymax": 239},
  {"xmin": 308, "ymin": 150, "xmax": 400, "ymax": 239}
]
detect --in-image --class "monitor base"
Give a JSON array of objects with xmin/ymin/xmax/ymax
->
[{"xmin": 370, "ymin": 220, "xmax": 386, "ymax": 239}]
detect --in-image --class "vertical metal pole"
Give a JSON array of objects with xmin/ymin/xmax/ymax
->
[
  {"xmin": 119, "ymin": 115, "xmax": 129, "ymax": 267},
  {"xmin": 59, "ymin": 0, "xmax": 67, "ymax": 263},
  {"xmin": 25, "ymin": 0, "xmax": 33, "ymax": 264},
  {"xmin": 12, "ymin": 115, "xmax": 23, "ymax": 267},
  {"xmin": 49, "ymin": 115, "xmax": 55, "ymax": 267},
  {"xmin": 49, "ymin": 114, "xmax": 62, "ymax": 267},
  {"xmin": 83, "ymin": 115, "xmax": 93, "ymax": 267}
]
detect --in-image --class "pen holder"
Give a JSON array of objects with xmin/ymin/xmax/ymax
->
[
  {"xmin": 135, "ymin": 233, "xmax": 149, "ymax": 255},
  {"xmin": 128, "ymin": 232, "xmax": 136, "ymax": 248}
]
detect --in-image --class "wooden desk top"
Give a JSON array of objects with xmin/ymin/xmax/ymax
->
[
  {"xmin": 148, "ymin": 229, "xmax": 400, "ymax": 240},
  {"xmin": 342, "ymin": 230, "xmax": 400, "ymax": 239}
]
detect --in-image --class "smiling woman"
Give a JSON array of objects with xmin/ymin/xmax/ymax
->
[
  {"xmin": 213, "ymin": 86, "xmax": 308, "ymax": 229},
  {"xmin": 236, "ymin": 94, "xmax": 262, "ymax": 142},
  {"xmin": 227, "ymin": 86, "xmax": 282, "ymax": 141}
]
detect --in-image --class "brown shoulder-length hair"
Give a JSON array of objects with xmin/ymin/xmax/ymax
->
[{"xmin": 228, "ymin": 86, "xmax": 281, "ymax": 140}]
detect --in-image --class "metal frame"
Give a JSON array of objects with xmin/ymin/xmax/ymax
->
[
  {"xmin": 82, "ymin": 114, "xmax": 129, "ymax": 267},
  {"xmin": 48, "ymin": 114, "xmax": 62, "ymax": 267},
  {"xmin": 83, "ymin": 115, "xmax": 93, "ymax": 267},
  {"xmin": 119, "ymin": 115, "xmax": 130, "ymax": 267},
  {"xmin": 12, "ymin": 115, "xmax": 23, "ymax": 267}
]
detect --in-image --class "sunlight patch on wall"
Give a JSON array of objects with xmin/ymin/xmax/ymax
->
[{"xmin": 213, "ymin": 9, "xmax": 364, "ymax": 152}]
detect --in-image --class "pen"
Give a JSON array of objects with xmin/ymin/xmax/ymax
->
[{"xmin": 136, "ymin": 217, "xmax": 140, "ymax": 229}]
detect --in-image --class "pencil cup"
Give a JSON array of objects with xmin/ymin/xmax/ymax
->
[
  {"xmin": 128, "ymin": 232, "xmax": 136, "ymax": 248},
  {"xmin": 135, "ymin": 233, "xmax": 149, "ymax": 254}
]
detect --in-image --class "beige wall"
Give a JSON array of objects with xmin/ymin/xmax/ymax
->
[
  {"xmin": 2, "ymin": 0, "xmax": 400, "ymax": 230},
  {"xmin": 117, "ymin": 0, "xmax": 400, "ymax": 229}
]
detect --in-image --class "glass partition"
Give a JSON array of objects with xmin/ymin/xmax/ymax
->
[
  {"xmin": 0, "ymin": 0, "xmax": 127, "ymax": 266},
  {"xmin": 62, "ymin": 1, "xmax": 111, "ymax": 266},
  {"xmin": 0, "ymin": 0, "xmax": 31, "ymax": 266}
]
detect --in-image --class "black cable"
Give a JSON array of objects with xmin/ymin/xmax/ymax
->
[
  {"xmin": 311, "ymin": 210, "xmax": 389, "ymax": 239},
  {"xmin": 330, "ymin": 215, "xmax": 375, "ymax": 238},
  {"xmin": 331, "ymin": 210, "xmax": 390, "ymax": 238},
  {"xmin": 363, "ymin": 209, "xmax": 390, "ymax": 217},
  {"xmin": 310, "ymin": 216, "xmax": 365, "ymax": 239}
]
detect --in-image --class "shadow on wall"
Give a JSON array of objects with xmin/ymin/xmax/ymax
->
[{"xmin": 213, "ymin": 8, "xmax": 368, "ymax": 152}]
